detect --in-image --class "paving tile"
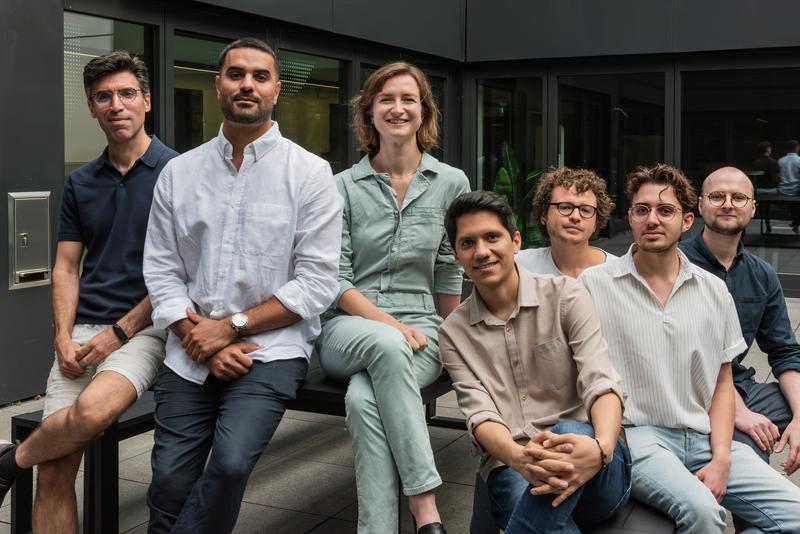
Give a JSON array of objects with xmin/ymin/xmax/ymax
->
[
  {"xmin": 118, "ymin": 479, "xmax": 150, "ymax": 532},
  {"xmin": 306, "ymin": 517, "xmax": 357, "ymax": 533},
  {"xmin": 398, "ymin": 481, "xmax": 475, "ymax": 533},
  {"xmin": 0, "ymin": 521, "xmax": 8, "ymax": 534},
  {"xmin": 263, "ymin": 418, "xmax": 347, "ymax": 459},
  {"xmin": 118, "ymin": 450, "xmax": 154, "ymax": 485},
  {"xmin": 233, "ymin": 502, "xmax": 326, "ymax": 533},
  {"xmin": 426, "ymin": 423, "xmax": 465, "ymax": 441},
  {"xmin": 434, "ymin": 434, "xmax": 478, "ymax": 486},
  {"xmin": 436, "ymin": 390, "xmax": 460, "ymax": 409},
  {"xmin": 283, "ymin": 409, "xmax": 346, "ymax": 427},
  {"xmin": 285, "ymin": 425, "xmax": 354, "ymax": 468},
  {"xmin": 242, "ymin": 456, "xmax": 357, "ymax": 516},
  {"xmin": 119, "ymin": 433, "xmax": 155, "ymax": 462},
  {"xmin": 123, "ymin": 522, "xmax": 147, "ymax": 533},
  {"xmin": 334, "ymin": 501, "xmax": 358, "ymax": 522}
]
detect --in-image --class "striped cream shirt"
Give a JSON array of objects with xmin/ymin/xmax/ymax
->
[{"xmin": 579, "ymin": 245, "xmax": 746, "ymax": 434}]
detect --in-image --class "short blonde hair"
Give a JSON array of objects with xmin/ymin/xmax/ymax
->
[{"xmin": 351, "ymin": 61, "xmax": 439, "ymax": 156}]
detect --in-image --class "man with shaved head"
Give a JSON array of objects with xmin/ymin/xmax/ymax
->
[{"xmin": 679, "ymin": 167, "xmax": 800, "ymax": 477}]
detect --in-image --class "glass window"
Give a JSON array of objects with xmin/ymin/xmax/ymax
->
[
  {"xmin": 64, "ymin": 12, "xmax": 152, "ymax": 176},
  {"xmin": 173, "ymin": 34, "xmax": 227, "ymax": 153},
  {"xmin": 558, "ymin": 73, "xmax": 665, "ymax": 237},
  {"xmin": 477, "ymin": 78, "xmax": 544, "ymax": 247},
  {"xmin": 278, "ymin": 50, "xmax": 348, "ymax": 173},
  {"xmin": 682, "ymin": 68, "xmax": 800, "ymax": 273}
]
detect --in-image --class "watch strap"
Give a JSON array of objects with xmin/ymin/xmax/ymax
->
[{"xmin": 112, "ymin": 323, "xmax": 130, "ymax": 344}]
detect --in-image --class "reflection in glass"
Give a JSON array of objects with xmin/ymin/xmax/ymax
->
[
  {"xmin": 278, "ymin": 50, "xmax": 348, "ymax": 173},
  {"xmin": 173, "ymin": 34, "xmax": 227, "ymax": 153},
  {"xmin": 477, "ymin": 79, "xmax": 544, "ymax": 247},
  {"xmin": 64, "ymin": 12, "xmax": 150, "ymax": 176},
  {"xmin": 558, "ymin": 73, "xmax": 665, "ymax": 233},
  {"xmin": 682, "ymin": 68, "xmax": 800, "ymax": 272}
]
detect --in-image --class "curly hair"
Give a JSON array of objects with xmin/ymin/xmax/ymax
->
[
  {"xmin": 531, "ymin": 167, "xmax": 615, "ymax": 238},
  {"xmin": 626, "ymin": 163, "xmax": 697, "ymax": 213},
  {"xmin": 351, "ymin": 61, "xmax": 439, "ymax": 156}
]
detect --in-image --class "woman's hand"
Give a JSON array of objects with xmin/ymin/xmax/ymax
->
[{"xmin": 395, "ymin": 323, "xmax": 428, "ymax": 351}]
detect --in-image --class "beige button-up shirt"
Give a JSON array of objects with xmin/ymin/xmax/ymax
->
[{"xmin": 439, "ymin": 266, "xmax": 625, "ymax": 479}]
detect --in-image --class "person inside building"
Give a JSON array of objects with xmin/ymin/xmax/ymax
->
[
  {"xmin": 753, "ymin": 141, "xmax": 779, "ymax": 189},
  {"xmin": 778, "ymin": 139, "xmax": 800, "ymax": 232}
]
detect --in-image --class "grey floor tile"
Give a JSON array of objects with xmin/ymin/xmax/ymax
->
[
  {"xmin": 426, "ymin": 423, "xmax": 465, "ymax": 441},
  {"xmin": 243, "ymin": 457, "xmax": 356, "ymax": 516},
  {"xmin": 283, "ymin": 409, "xmax": 346, "ymax": 427},
  {"xmin": 264, "ymin": 418, "xmax": 347, "ymax": 458},
  {"xmin": 119, "ymin": 433, "xmax": 155, "ymax": 462},
  {"xmin": 285, "ymin": 425, "xmax": 354, "ymax": 468},
  {"xmin": 434, "ymin": 435, "xmax": 477, "ymax": 486},
  {"xmin": 123, "ymin": 522, "xmax": 147, "ymax": 533},
  {"xmin": 0, "ymin": 521, "xmax": 8, "ymax": 534},
  {"xmin": 399, "ymin": 481, "xmax": 475, "ymax": 533},
  {"xmin": 334, "ymin": 501, "xmax": 357, "ymax": 522},
  {"xmin": 118, "ymin": 479, "xmax": 150, "ymax": 532},
  {"xmin": 306, "ymin": 517, "xmax": 357, "ymax": 533},
  {"xmin": 232, "ymin": 502, "xmax": 326, "ymax": 533},
  {"xmin": 118, "ymin": 451, "xmax": 153, "ymax": 484}
]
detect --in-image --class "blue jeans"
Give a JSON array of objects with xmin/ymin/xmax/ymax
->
[
  {"xmin": 146, "ymin": 359, "xmax": 307, "ymax": 534},
  {"xmin": 627, "ymin": 425, "xmax": 800, "ymax": 534},
  {"xmin": 486, "ymin": 420, "xmax": 632, "ymax": 534}
]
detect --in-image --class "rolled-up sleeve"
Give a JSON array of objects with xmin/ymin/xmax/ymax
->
[
  {"xmin": 274, "ymin": 162, "xmax": 344, "ymax": 319},
  {"xmin": 722, "ymin": 292, "xmax": 747, "ymax": 363},
  {"xmin": 440, "ymin": 327, "xmax": 507, "ymax": 454},
  {"xmin": 757, "ymin": 272, "xmax": 800, "ymax": 377},
  {"xmin": 143, "ymin": 163, "xmax": 195, "ymax": 329},
  {"xmin": 433, "ymin": 175, "xmax": 471, "ymax": 295},
  {"xmin": 561, "ymin": 280, "xmax": 627, "ymax": 413}
]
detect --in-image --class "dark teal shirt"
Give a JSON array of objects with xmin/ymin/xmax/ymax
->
[{"xmin": 679, "ymin": 231, "xmax": 800, "ymax": 397}]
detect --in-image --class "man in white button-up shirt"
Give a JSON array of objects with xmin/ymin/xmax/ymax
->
[
  {"xmin": 143, "ymin": 38, "xmax": 342, "ymax": 534},
  {"xmin": 580, "ymin": 164, "xmax": 800, "ymax": 534}
]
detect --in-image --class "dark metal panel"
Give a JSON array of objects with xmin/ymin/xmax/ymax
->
[
  {"xmin": 333, "ymin": 0, "xmax": 464, "ymax": 61},
  {"xmin": 674, "ymin": 0, "xmax": 800, "ymax": 53},
  {"xmin": 0, "ymin": 0, "xmax": 64, "ymax": 403},
  {"xmin": 466, "ymin": 0, "xmax": 673, "ymax": 62},
  {"xmin": 195, "ymin": 0, "xmax": 333, "ymax": 32}
]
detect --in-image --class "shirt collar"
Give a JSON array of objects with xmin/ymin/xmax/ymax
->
[
  {"xmin": 216, "ymin": 121, "xmax": 282, "ymax": 161},
  {"xmin": 352, "ymin": 152, "xmax": 442, "ymax": 181},
  {"xmin": 690, "ymin": 229, "xmax": 744, "ymax": 268},
  {"xmin": 98, "ymin": 135, "xmax": 162, "ymax": 173},
  {"xmin": 614, "ymin": 243, "xmax": 705, "ymax": 284},
  {"xmin": 467, "ymin": 263, "xmax": 539, "ymax": 325}
]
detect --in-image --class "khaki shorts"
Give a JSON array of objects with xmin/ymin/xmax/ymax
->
[{"xmin": 43, "ymin": 324, "xmax": 167, "ymax": 419}]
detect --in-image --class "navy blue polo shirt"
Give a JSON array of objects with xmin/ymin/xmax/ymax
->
[
  {"xmin": 680, "ymin": 231, "xmax": 800, "ymax": 397},
  {"xmin": 58, "ymin": 136, "xmax": 178, "ymax": 324}
]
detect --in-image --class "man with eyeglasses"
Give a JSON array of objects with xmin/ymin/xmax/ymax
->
[
  {"xmin": 679, "ymin": 167, "xmax": 800, "ymax": 477},
  {"xmin": 0, "ymin": 51, "xmax": 177, "ymax": 531},
  {"xmin": 517, "ymin": 167, "xmax": 617, "ymax": 278},
  {"xmin": 580, "ymin": 164, "xmax": 800, "ymax": 533}
]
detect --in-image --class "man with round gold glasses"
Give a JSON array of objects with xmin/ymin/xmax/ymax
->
[
  {"xmin": 518, "ymin": 167, "xmax": 616, "ymax": 278},
  {"xmin": 680, "ymin": 167, "xmax": 800, "ymax": 478}
]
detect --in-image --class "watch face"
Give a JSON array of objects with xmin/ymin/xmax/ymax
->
[{"xmin": 232, "ymin": 313, "xmax": 248, "ymax": 328}]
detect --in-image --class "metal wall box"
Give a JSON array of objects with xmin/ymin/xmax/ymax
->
[{"xmin": 8, "ymin": 192, "xmax": 52, "ymax": 290}]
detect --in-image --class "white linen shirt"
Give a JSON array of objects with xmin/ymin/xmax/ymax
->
[
  {"xmin": 144, "ymin": 123, "xmax": 343, "ymax": 384},
  {"xmin": 579, "ymin": 244, "xmax": 746, "ymax": 434},
  {"xmin": 516, "ymin": 246, "xmax": 618, "ymax": 277}
]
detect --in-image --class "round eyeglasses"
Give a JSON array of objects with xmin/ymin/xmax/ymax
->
[
  {"xmin": 90, "ymin": 87, "xmax": 142, "ymax": 106},
  {"xmin": 705, "ymin": 191, "xmax": 753, "ymax": 208},
  {"xmin": 549, "ymin": 202, "xmax": 597, "ymax": 219},
  {"xmin": 629, "ymin": 203, "xmax": 682, "ymax": 221}
]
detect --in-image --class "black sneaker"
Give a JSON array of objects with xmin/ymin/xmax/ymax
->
[{"xmin": 0, "ymin": 440, "xmax": 18, "ymax": 507}]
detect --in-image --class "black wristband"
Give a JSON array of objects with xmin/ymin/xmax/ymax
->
[
  {"xmin": 594, "ymin": 437, "xmax": 609, "ymax": 470},
  {"xmin": 112, "ymin": 323, "xmax": 130, "ymax": 344}
]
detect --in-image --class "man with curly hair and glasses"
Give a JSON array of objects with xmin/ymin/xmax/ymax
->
[{"xmin": 518, "ymin": 167, "xmax": 616, "ymax": 278}]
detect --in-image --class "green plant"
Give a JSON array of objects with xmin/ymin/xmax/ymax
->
[{"xmin": 492, "ymin": 142, "xmax": 543, "ymax": 247}]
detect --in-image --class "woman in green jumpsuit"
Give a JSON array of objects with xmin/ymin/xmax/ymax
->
[{"xmin": 317, "ymin": 62, "xmax": 470, "ymax": 534}]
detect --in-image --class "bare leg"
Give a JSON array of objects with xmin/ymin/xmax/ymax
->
[
  {"xmin": 409, "ymin": 491, "xmax": 442, "ymax": 528},
  {"xmin": 33, "ymin": 451, "xmax": 83, "ymax": 534},
  {"xmin": 16, "ymin": 371, "xmax": 136, "ymax": 469}
]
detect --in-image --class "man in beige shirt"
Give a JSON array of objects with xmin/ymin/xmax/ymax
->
[{"xmin": 439, "ymin": 190, "xmax": 629, "ymax": 534}]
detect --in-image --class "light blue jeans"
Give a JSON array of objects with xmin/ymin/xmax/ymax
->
[
  {"xmin": 317, "ymin": 311, "xmax": 443, "ymax": 534},
  {"xmin": 627, "ymin": 425, "xmax": 800, "ymax": 534}
]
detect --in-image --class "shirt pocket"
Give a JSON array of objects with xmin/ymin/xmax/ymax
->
[
  {"xmin": 401, "ymin": 207, "xmax": 446, "ymax": 252},
  {"xmin": 240, "ymin": 203, "xmax": 293, "ymax": 258},
  {"xmin": 533, "ymin": 337, "xmax": 574, "ymax": 392}
]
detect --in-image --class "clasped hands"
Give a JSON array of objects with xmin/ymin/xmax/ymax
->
[
  {"xmin": 513, "ymin": 431, "xmax": 606, "ymax": 507},
  {"xmin": 181, "ymin": 308, "xmax": 259, "ymax": 381}
]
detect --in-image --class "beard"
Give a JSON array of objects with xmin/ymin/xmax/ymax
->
[
  {"xmin": 220, "ymin": 94, "xmax": 271, "ymax": 124},
  {"xmin": 705, "ymin": 217, "xmax": 747, "ymax": 236}
]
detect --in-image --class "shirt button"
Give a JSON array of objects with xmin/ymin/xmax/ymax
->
[
  {"xmin": 512, "ymin": 360, "xmax": 519, "ymax": 367},
  {"xmin": 505, "ymin": 325, "xmax": 512, "ymax": 332},
  {"xmin": 521, "ymin": 395, "xmax": 527, "ymax": 401}
]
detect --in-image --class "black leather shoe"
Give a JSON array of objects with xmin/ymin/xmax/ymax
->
[
  {"xmin": 416, "ymin": 522, "xmax": 447, "ymax": 534},
  {"xmin": 0, "ymin": 442, "xmax": 18, "ymax": 507}
]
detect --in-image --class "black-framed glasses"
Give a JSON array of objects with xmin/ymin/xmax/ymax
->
[
  {"xmin": 705, "ymin": 191, "xmax": 753, "ymax": 208},
  {"xmin": 549, "ymin": 202, "xmax": 597, "ymax": 219},
  {"xmin": 90, "ymin": 87, "xmax": 141, "ymax": 106},
  {"xmin": 629, "ymin": 203, "xmax": 682, "ymax": 221}
]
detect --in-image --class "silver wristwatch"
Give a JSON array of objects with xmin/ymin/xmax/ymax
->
[{"xmin": 229, "ymin": 312, "xmax": 249, "ymax": 337}]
